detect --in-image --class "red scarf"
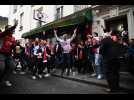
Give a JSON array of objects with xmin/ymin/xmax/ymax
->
[
  {"xmin": 79, "ymin": 50, "xmax": 83, "ymax": 59},
  {"xmin": 43, "ymin": 47, "xmax": 47, "ymax": 63},
  {"xmin": 25, "ymin": 47, "xmax": 29, "ymax": 55}
]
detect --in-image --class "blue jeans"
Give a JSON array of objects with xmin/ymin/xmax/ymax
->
[
  {"xmin": 95, "ymin": 54, "xmax": 104, "ymax": 75},
  {"xmin": 0, "ymin": 54, "xmax": 16, "ymax": 82}
]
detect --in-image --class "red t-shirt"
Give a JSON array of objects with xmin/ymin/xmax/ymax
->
[{"xmin": 0, "ymin": 32, "xmax": 16, "ymax": 55}]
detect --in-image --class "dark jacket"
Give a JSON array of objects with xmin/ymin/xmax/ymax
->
[
  {"xmin": 84, "ymin": 44, "xmax": 94, "ymax": 59},
  {"xmin": 53, "ymin": 43, "xmax": 63, "ymax": 55},
  {"xmin": 99, "ymin": 37, "xmax": 122, "ymax": 61}
]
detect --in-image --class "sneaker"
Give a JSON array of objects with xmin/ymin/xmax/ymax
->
[
  {"xmin": 91, "ymin": 73, "xmax": 97, "ymax": 77},
  {"xmin": 17, "ymin": 68, "xmax": 21, "ymax": 71},
  {"xmin": 72, "ymin": 72, "xmax": 76, "ymax": 76},
  {"xmin": 38, "ymin": 75, "xmax": 42, "ymax": 79},
  {"xmin": 32, "ymin": 76, "xmax": 37, "ymax": 80},
  {"xmin": 97, "ymin": 75, "xmax": 103, "ymax": 80},
  {"xmin": 13, "ymin": 71, "xmax": 17, "ymax": 74},
  {"xmin": 20, "ymin": 71, "xmax": 26, "ymax": 75},
  {"xmin": 70, "ymin": 69, "xmax": 72, "ymax": 73},
  {"xmin": 104, "ymin": 88, "xmax": 121, "ymax": 93},
  {"xmin": 65, "ymin": 69, "xmax": 68, "ymax": 73},
  {"xmin": 17, "ymin": 62, "xmax": 22, "ymax": 69},
  {"xmin": 5, "ymin": 81, "xmax": 12, "ymax": 87},
  {"xmin": 44, "ymin": 73, "xmax": 50, "ymax": 77}
]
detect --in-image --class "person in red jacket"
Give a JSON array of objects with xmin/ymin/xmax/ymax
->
[{"xmin": 0, "ymin": 22, "xmax": 18, "ymax": 87}]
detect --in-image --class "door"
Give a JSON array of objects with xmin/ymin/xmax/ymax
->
[{"xmin": 105, "ymin": 15, "xmax": 128, "ymax": 33}]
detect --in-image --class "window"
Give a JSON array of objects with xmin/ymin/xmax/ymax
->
[
  {"xmin": 38, "ymin": 7, "xmax": 43, "ymax": 12},
  {"xmin": 31, "ymin": 5, "xmax": 35, "ymax": 7},
  {"xmin": 74, "ymin": 5, "xmax": 89, "ymax": 12},
  {"xmin": 61, "ymin": 6, "xmax": 63, "ymax": 17},
  {"xmin": 133, "ymin": 11, "xmax": 134, "ymax": 19},
  {"xmin": 56, "ymin": 6, "xmax": 64, "ymax": 20},
  {"xmin": 56, "ymin": 8, "xmax": 60, "ymax": 19},
  {"xmin": 13, "ymin": 5, "xmax": 17, "ymax": 13},
  {"xmin": 20, "ymin": 5, "xmax": 23, "ymax": 7},
  {"xmin": 19, "ymin": 12, "xmax": 24, "ymax": 31}
]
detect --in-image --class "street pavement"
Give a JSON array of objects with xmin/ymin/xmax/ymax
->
[
  {"xmin": 52, "ymin": 69, "xmax": 134, "ymax": 93},
  {"xmin": 0, "ymin": 72, "xmax": 108, "ymax": 94},
  {"xmin": 0, "ymin": 69, "xmax": 133, "ymax": 94}
]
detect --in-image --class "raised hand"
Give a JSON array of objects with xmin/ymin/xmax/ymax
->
[
  {"xmin": 74, "ymin": 28, "xmax": 77, "ymax": 33},
  {"xmin": 54, "ymin": 29, "xmax": 57, "ymax": 34}
]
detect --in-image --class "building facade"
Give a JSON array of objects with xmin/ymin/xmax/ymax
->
[
  {"xmin": 9, "ymin": 5, "xmax": 134, "ymax": 41},
  {"xmin": 8, "ymin": 5, "xmax": 55, "ymax": 40},
  {"xmin": 8, "ymin": 5, "xmax": 91, "ymax": 38},
  {"xmin": 91, "ymin": 5, "xmax": 134, "ymax": 39},
  {"xmin": 0, "ymin": 16, "xmax": 8, "ymax": 31},
  {"xmin": 8, "ymin": 5, "xmax": 91, "ymax": 45}
]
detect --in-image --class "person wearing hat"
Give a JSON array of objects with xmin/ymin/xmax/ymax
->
[{"xmin": 0, "ymin": 22, "xmax": 18, "ymax": 87}]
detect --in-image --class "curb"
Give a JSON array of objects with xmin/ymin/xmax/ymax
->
[
  {"xmin": 52, "ymin": 74, "xmax": 108, "ymax": 88},
  {"xmin": 52, "ymin": 72, "xmax": 134, "ymax": 90}
]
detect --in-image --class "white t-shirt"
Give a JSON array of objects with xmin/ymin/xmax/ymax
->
[
  {"xmin": 33, "ymin": 45, "xmax": 39, "ymax": 56},
  {"xmin": 59, "ymin": 39, "xmax": 72, "ymax": 53}
]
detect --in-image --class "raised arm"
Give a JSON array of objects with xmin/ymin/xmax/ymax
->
[
  {"xmin": 70, "ymin": 28, "xmax": 77, "ymax": 41},
  {"xmin": 54, "ymin": 29, "xmax": 62, "ymax": 42},
  {"xmin": 2, "ymin": 21, "xmax": 18, "ymax": 37}
]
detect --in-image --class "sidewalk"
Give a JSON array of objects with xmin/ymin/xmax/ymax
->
[{"xmin": 52, "ymin": 69, "xmax": 134, "ymax": 92}]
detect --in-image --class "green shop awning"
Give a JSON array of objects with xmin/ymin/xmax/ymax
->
[{"xmin": 22, "ymin": 8, "xmax": 92, "ymax": 38}]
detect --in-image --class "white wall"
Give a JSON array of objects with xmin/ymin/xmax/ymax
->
[
  {"xmin": 8, "ymin": 5, "xmax": 32, "ymax": 40},
  {"xmin": 92, "ymin": 17, "xmax": 105, "ymax": 36},
  {"xmin": 63, "ymin": 5, "xmax": 74, "ymax": 17},
  {"xmin": 8, "ymin": 5, "xmax": 56, "ymax": 40},
  {"xmin": 54, "ymin": 5, "xmax": 74, "ymax": 18},
  {"xmin": 8, "ymin": 5, "xmax": 90, "ymax": 40},
  {"xmin": 44, "ymin": 5, "xmax": 55, "ymax": 23}
]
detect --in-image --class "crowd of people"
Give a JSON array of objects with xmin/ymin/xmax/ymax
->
[
  {"xmin": 13, "ymin": 28, "xmax": 105, "ymax": 80},
  {"xmin": 0, "ymin": 22, "xmax": 134, "ymax": 92}
]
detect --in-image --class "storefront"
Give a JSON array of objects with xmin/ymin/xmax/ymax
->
[
  {"xmin": 21, "ymin": 8, "xmax": 93, "ymax": 44},
  {"xmin": 91, "ymin": 5, "xmax": 134, "ymax": 72}
]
